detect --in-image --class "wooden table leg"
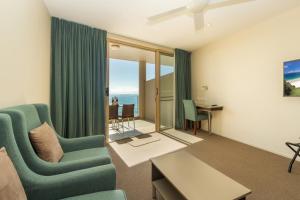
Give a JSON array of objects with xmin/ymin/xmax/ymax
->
[
  {"xmin": 286, "ymin": 142, "xmax": 300, "ymax": 173},
  {"xmin": 288, "ymin": 146, "xmax": 300, "ymax": 173},
  {"xmin": 152, "ymin": 163, "xmax": 163, "ymax": 199},
  {"xmin": 208, "ymin": 112, "xmax": 212, "ymax": 135},
  {"xmin": 152, "ymin": 185, "xmax": 157, "ymax": 199}
]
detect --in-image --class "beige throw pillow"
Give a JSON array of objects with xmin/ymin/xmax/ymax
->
[
  {"xmin": 29, "ymin": 122, "xmax": 64, "ymax": 162},
  {"xmin": 0, "ymin": 147, "xmax": 27, "ymax": 200}
]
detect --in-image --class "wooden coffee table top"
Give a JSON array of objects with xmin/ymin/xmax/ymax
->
[{"xmin": 151, "ymin": 150, "xmax": 251, "ymax": 200}]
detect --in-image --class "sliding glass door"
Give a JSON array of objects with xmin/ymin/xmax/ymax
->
[
  {"xmin": 155, "ymin": 53, "xmax": 175, "ymax": 131},
  {"xmin": 105, "ymin": 38, "xmax": 175, "ymax": 140},
  {"xmin": 159, "ymin": 54, "xmax": 175, "ymax": 130},
  {"xmin": 107, "ymin": 42, "xmax": 158, "ymax": 142}
]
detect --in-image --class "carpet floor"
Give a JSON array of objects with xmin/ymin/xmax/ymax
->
[{"xmin": 108, "ymin": 130, "xmax": 300, "ymax": 200}]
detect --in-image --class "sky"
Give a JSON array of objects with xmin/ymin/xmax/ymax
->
[
  {"xmin": 109, "ymin": 59, "xmax": 174, "ymax": 95},
  {"xmin": 284, "ymin": 60, "xmax": 300, "ymax": 74}
]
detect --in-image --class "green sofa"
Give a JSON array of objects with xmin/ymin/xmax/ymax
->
[
  {"xmin": 0, "ymin": 113, "xmax": 127, "ymax": 200},
  {"xmin": 0, "ymin": 104, "xmax": 111, "ymax": 175}
]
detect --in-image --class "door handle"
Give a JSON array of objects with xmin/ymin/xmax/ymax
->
[
  {"xmin": 105, "ymin": 88, "xmax": 109, "ymax": 97},
  {"xmin": 155, "ymin": 88, "xmax": 159, "ymax": 102}
]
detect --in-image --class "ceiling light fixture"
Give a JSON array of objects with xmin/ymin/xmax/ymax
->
[{"xmin": 111, "ymin": 44, "xmax": 120, "ymax": 50}]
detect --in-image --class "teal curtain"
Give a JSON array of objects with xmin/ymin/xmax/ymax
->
[
  {"xmin": 50, "ymin": 17, "xmax": 107, "ymax": 138},
  {"xmin": 175, "ymin": 49, "xmax": 192, "ymax": 129}
]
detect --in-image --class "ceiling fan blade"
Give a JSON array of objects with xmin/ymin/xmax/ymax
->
[
  {"xmin": 205, "ymin": 0, "xmax": 255, "ymax": 11},
  {"xmin": 194, "ymin": 12, "xmax": 204, "ymax": 31},
  {"xmin": 148, "ymin": 6, "xmax": 188, "ymax": 24}
]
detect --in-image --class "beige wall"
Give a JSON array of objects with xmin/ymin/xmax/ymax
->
[
  {"xmin": 192, "ymin": 6, "xmax": 300, "ymax": 158},
  {"xmin": 0, "ymin": 0, "xmax": 51, "ymax": 108}
]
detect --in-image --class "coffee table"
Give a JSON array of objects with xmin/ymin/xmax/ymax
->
[{"xmin": 151, "ymin": 150, "xmax": 251, "ymax": 200}]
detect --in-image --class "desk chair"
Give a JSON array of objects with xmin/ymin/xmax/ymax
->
[{"xmin": 182, "ymin": 100, "xmax": 209, "ymax": 135}]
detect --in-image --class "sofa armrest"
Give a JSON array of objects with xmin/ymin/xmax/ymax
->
[
  {"xmin": 59, "ymin": 135, "xmax": 105, "ymax": 152},
  {"xmin": 26, "ymin": 164, "xmax": 116, "ymax": 200},
  {"xmin": 32, "ymin": 155, "xmax": 111, "ymax": 175}
]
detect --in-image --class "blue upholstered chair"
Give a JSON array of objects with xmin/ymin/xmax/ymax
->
[
  {"xmin": 0, "ymin": 104, "xmax": 111, "ymax": 175},
  {"xmin": 182, "ymin": 100, "xmax": 208, "ymax": 135},
  {"xmin": 0, "ymin": 113, "xmax": 127, "ymax": 200}
]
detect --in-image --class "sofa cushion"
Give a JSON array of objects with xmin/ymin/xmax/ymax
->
[
  {"xmin": 30, "ymin": 122, "xmax": 64, "ymax": 162},
  {"xmin": 61, "ymin": 147, "xmax": 110, "ymax": 163},
  {"xmin": 0, "ymin": 147, "xmax": 27, "ymax": 200},
  {"xmin": 61, "ymin": 190, "xmax": 127, "ymax": 200}
]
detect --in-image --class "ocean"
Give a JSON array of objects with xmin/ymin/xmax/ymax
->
[
  {"xmin": 285, "ymin": 72, "xmax": 300, "ymax": 81},
  {"xmin": 109, "ymin": 94, "xmax": 139, "ymax": 116}
]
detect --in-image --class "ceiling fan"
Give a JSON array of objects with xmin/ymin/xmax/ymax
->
[{"xmin": 148, "ymin": 0, "xmax": 255, "ymax": 30}]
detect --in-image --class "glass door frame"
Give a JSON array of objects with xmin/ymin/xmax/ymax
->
[
  {"xmin": 155, "ymin": 51, "xmax": 175, "ymax": 132},
  {"xmin": 105, "ymin": 37, "xmax": 174, "ymax": 142},
  {"xmin": 155, "ymin": 51, "xmax": 160, "ymax": 132}
]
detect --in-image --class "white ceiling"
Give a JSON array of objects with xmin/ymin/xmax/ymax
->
[{"xmin": 43, "ymin": 0, "xmax": 300, "ymax": 51}]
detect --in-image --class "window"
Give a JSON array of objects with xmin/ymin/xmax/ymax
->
[
  {"xmin": 146, "ymin": 63, "xmax": 174, "ymax": 81},
  {"xmin": 109, "ymin": 58, "xmax": 139, "ymax": 116}
]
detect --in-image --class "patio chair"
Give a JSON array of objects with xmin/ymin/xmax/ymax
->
[
  {"xmin": 119, "ymin": 104, "xmax": 135, "ymax": 133},
  {"xmin": 109, "ymin": 105, "xmax": 119, "ymax": 130}
]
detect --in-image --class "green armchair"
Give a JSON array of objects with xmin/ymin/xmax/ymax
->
[
  {"xmin": 34, "ymin": 104, "xmax": 106, "ymax": 152},
  {"xmin": 0, "ymin": 104, "xmax": 111, "ymax": 175},
  {"xmin": 0, "ymin": 113, "xmax": 127, "ymax": 200},
  {"xmin": 182, "ymin": 100, "xmax": 208, "ymax": 135}
]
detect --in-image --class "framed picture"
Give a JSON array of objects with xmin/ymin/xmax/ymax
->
[{"xmin": 284, "ymin": 59, "xmax": 300, "ymax": 97}]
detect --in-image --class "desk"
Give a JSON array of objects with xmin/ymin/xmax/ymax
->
[
  {"xmin": 151, "ymin": 150, "xmax": 251, "ymax": 200},
  {"xmin": 196, "ymin": 105, "xmax": 223, "ymax": 135}
]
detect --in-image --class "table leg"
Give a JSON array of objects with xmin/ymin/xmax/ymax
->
[
  {"xmin": 152, "ymin": 163, "xmax": 163, "ymax": 199},
  {"xmin": 208, "ymin": 112, "xmax": 212, "ymax": 135},
  {"xmin": 152, "ymin": 185, "xmax": 157, "ymax": 199},
  {"xmin": 288, "ymin": 146, "xmax": 300, "ymax": 173},
  {"xmin": 286, "ymin": 142, "xmax": 300, "ymax": 173}
]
